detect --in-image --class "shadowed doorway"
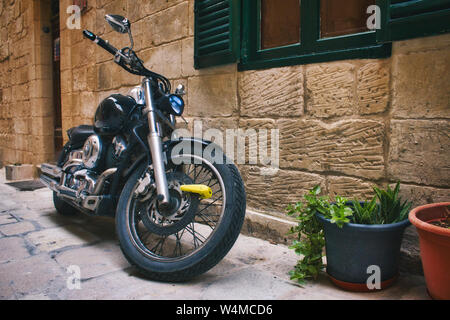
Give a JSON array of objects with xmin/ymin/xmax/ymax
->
[{"xmin": 51, "ymin": 0, "xmax": 62, "ymax": 154}]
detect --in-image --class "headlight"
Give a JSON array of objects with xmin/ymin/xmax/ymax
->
[{"xmin": 158, "ymin": 94, "xmax": 184, "ymax": 116}]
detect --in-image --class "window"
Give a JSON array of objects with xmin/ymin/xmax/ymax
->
[
  {"xmin": 194, "ymin": 0, "xmax": 450, "ymax": 70},
  {"xmin": 240, "ymin": 0, "xmax": 390, "ymax": 70}
]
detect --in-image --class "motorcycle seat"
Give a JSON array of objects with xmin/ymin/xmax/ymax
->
[{"xmin": 67, "ymin": 125, "xmax": 95, "ymax": 147}]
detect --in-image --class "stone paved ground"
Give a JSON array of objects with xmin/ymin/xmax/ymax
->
[{"xmin": 0, "ymin": 170, "xmax": 429, "ymax": 300}]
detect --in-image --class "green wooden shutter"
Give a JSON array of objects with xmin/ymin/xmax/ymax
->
[
  {"xmin": 378, "ymin": 0, "xmax": 450, "ymax": 42},
  {"xmin": 194, "ymin": 0, "xmax": 241, "ymax": 69}
]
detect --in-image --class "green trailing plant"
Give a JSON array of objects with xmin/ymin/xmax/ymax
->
[
  {"xmin": 286, "ymin": 186, "xmax": 326, "ymax": 283},
  {"xmin": 286, "ymin": 186, "xmax": 352, "ymax": 283}
]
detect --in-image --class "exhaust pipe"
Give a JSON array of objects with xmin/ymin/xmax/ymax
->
[
  {"xmin": 40, "ymin": 171, "xmax": 78, "ymax": 200},
  {"xmin": 40, "ymin": 163, "xmax": 118, "ymax": 211}
]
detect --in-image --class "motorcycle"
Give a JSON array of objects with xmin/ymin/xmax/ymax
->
[{"xmin": 40, "ymin": 14, "xmax": 246, "ymax": 281}]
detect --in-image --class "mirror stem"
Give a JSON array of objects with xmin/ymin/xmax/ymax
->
[{"xmin": 128, "ymin": 28, "xmax": 134, "ymax": 50}]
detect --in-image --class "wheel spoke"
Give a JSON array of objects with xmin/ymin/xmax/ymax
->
[{"xmin": 128, "ymin": 155, "xmax": 225, "ymax": 261}]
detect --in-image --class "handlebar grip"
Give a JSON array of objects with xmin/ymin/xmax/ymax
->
[
  {"xmin": 82, "ymin": 29, "xmax": 96, "ymax": 41},
  {"xmin": 82, "ymin": 29, "xmax": 118, "ymax": 56}
]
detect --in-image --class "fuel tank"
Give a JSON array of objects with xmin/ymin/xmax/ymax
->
[{"xmin": 94, "ymin": 94, "xmax": 136, "ymax": 135}]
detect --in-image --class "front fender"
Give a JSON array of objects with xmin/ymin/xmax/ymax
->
[
  {"xmin": 163, "ymin": 137, "xmax": 212, "ymax": 151},
  {"xmin": 165, "ymin": 137, "xmax": 231, "ymax": 166}
]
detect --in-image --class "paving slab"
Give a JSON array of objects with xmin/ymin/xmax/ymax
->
[
  {"xmin": 0, "ymin": 221, "xmax": 36, "ymax": 236},
  {"xmin": 26, "ymin": 225, "xmax": 100, "ymax": 253},
  {"xmin": 0, "ymin": 237, "xmax": 31, "ymax": 263},
  {"xmin": 0, "ymin": 254, "xmax": 66, "ymax": 299},
  {"xmin": 54, "ymin": 242, "xmax": 129, "ymax": 280},
  {"xmin": 0, "ymin": 213, "xmax": 19, "ymax": 225}
]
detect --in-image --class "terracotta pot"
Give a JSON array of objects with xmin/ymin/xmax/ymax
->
[{"xmin": 409, "ymin": 202, "xmax": 450, "ymax": 300}]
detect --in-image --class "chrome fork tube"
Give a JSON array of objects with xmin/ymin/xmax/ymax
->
[{"xmin": 143, "ymin": 78, "xmax": 170, "ymax": 205}]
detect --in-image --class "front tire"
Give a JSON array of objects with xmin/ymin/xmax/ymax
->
[{"xmin": 115, "ymin": 151, "xmax": 246, "ymax": 282}]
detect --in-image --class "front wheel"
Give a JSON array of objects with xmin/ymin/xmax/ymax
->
[{"xmin": 115, "ymin": 148, "xmax": 246, "ymax": 282}]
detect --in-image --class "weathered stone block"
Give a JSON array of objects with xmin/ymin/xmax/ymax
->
[
  {"xmin": 97, "ymin": 63, "xmax": 112, "ymax": 90},
  {"xmin": 181, "ymin": 37, "xmax": 236, "ymax": 77},
  {"xmin": 13, "ymin": 118, "xmax": 29, "ymax": 135},
  {"xmin": 357, "ymin": 61, "xmax": 390, "ymax": 115},
  {"xmin": 187, "ymin": 73, "xmax": 237, "ymax": 117},
  {"xmin": 306, "ymin": 62, "xmax": 355, "ymax": 118},
  {"xmin": 394, "ymin": 183, "xmax": 450, "ymax": 208},
  {"xmin": 141, "ymin": 41, "xmax": 182, "ymax": 80},
  {"xmin": 388, "ymin": 120, "xmax": 450, "ymax": 187},
  {"xmin": 239, "ymin": 66, "xmax": 304, "ymax": 118},
  {"xmin": 279, "ymin": 119, "xmax": 385, "ymax": 179},
  {"xmin": 240, "ymin": 166, "xmax": 326, "ymax": 216},
  {"xmin": 31, "ymin": 117, "xmax": 54, "ymax": 136},
  {"xmin": 142, "ymin": 2, "xmax": 188, "ymax": 47},
  {"xmin": 393, "ymin": 33, "xmax": 450, "ymax": 55},
  {"xmin": 5, "ymin": 164, "xmax": 34, "ymax": 180},
  {"xmin": 72, "ymin": 67, "xmax": 87, "ymax": 92},
  {"xmin": 238, "ymin": 119, "xmax": 279, "ymax": 168},
  {"xmin": 327, "ymin": 175, "xmax": 377, "ymax": 201},
  {"xmin": 392, "ymin": 49, "xmax": 450, "ymax": 119},
  {"xmin": 242, "ymin": 209, "xmax": 296, "ymax": 245}
]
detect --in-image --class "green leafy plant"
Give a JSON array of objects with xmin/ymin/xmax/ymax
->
[
  {"xmin": 351, "ymin": 196, "xmax": 379, "ymax": 224},
  {"xmin": 286, "ymin": 182, "xmax": 412, "ymax": 284},
  {"xmin": 372, "ymin": 182, "xmax": 411, "ymax": 224},
  {"xmin": 328, "ymin": 196, "xmax": 353, "ymax": 227}
]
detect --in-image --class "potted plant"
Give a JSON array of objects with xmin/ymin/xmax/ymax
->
[
  {"xmin": 409, "ymin": 202, "xmax": 450, "ymax": 300},
  {"xmin": 287, "ymin": 183, "xmax": 412, "ymax": 292}
]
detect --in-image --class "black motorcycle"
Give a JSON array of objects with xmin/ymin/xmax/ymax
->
[{"xmin": 40, "ymin": 14, "xmax": 246, "ymax": 281}]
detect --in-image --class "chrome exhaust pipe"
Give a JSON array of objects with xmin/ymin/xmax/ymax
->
[
  {"xmin": 40, "ymin": 173, "xmax": 59, "ymax": 193},
  {"xmin": 93, "ymin": 168, "xmax": 117, "ymax": 195},
  {"xmin": 40, "ymin": 163, "xmax": 118, "ymax": 212},
  {"xmin": 40, "ymin": 174, "xmax": 78, "ymax": 201},
  {"xmin": 41, "ymin": 163, "xmax": 62, "ymax": 179}
]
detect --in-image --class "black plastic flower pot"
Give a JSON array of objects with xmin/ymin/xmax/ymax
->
[{"xmin": 316, "ymin": 213, "xmax": 410, "ymax": 292}]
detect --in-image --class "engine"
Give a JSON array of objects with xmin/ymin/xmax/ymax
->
[{"xmin": 62, "ymin": 134, "xmax": 127, "ymax": 201}]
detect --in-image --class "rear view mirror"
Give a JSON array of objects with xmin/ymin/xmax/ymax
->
[{"xmin": 105, "ymin": 14, "xmax": 130, "ymax": 34}]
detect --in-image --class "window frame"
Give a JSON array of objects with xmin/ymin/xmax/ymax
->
[{"xmin": 239, "ymin": 0, "xmax": 392, "ymax": 71}]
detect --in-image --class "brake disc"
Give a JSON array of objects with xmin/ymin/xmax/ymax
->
[{"xmin": 139, "ymin": 172, "xmax": 199, "ymax": 236}]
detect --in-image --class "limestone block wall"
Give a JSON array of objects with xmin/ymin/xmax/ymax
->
[
  {"xmin": 0, "ymin": 0, "xmax": 55, "ymax": 167},
  {"xmin": 55, "ymin": 0, "xmax": 449, "ymax": 220}
]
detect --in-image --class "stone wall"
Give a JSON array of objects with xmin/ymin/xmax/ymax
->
[
  {"xmin": 0, "ymin": 0, "xmax": 55, "ymax": 168},
  {"xmin": 56, "ymin": 0, "xmax": 449, "ymax": 220}
]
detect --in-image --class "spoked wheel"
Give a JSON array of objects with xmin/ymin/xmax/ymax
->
[{"xmin": 116, "ymin": 151, "xmax": 246, "ymax": 282}]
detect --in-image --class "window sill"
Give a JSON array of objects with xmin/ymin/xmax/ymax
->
[{"xmin": 238, "ymin": 43, "xmax": 392, "ymax": 71}]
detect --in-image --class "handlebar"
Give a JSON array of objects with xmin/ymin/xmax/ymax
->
[
  {"xmin": 82, "ymin": 29, "xmax": 172, "ymax": 93},
  {"xmin": 83, "ymin": 30, "xmax": 118, "ymax": 56}
]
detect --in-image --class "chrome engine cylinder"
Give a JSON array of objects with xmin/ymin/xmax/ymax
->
[{"xmin": 82, "ymin": 135, "xmax": 102, "ymax": 169}]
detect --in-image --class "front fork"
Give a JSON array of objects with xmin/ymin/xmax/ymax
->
[{"xmin": 143, "ymin": 77, "xmax": 170, "ymax": 205}]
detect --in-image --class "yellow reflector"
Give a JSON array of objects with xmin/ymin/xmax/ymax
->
[{"xmin": 180, "ymin": 184, "xmax": 212, "ymax": 199}]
